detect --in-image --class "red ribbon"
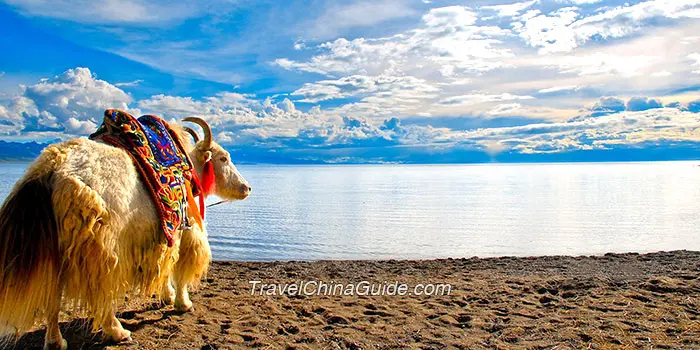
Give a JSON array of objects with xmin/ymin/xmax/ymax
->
[
  {"xmin": 199, "ymin": 190, "xmax": 206, "ymax": 219},
  {"xmin": 188, "ymin": 159, "xmax": 215, "ymax": 220},
  {"xmin": 201, "ymin": 160, "xmax": 216, "ymax": 196}
]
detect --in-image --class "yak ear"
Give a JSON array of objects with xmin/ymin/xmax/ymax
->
[
  {"xmin": 201, "ymin": 150, "xmax": 216, "ymax": 195},
  {"xmin": 202, "ymin": 150, "xmax": 212, "ymax": 163}
]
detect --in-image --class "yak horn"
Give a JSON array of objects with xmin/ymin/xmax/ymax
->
[
  {"xmin": 182, "ymin": 117, "xmax": 212, "ymax": 149},
  {"xmin": 183, "ymin": 126, "xmax": 200, "ymax": 143}
]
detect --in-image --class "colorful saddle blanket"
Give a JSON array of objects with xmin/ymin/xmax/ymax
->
[{"xmin": 90, "ymin": 109, "xmax": 202, "ymax": 247}]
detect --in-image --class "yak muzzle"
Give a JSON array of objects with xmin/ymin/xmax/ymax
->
[{"xmin": 239, "ymin": 183, "xmax": 251, "ymax": 198}]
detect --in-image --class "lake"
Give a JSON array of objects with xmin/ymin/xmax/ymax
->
[{"xmin": 0, "ymin": 162, "xmax": 699, "ymax": 261}]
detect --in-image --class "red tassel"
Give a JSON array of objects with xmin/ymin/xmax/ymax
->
[{"xmin": 202, "ymin": 160, "xmax": 216, "ymax": 196}]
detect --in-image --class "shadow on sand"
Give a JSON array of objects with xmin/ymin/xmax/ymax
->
[{"xmin": 10, "ymin": 302, "xmax": 186, "ymax": 349}]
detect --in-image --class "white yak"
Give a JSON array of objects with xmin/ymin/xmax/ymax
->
[{"xmin": 0, "ymin": 117, "xmax": 250, "ymax": 349}]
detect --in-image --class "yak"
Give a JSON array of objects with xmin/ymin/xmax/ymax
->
[{"xmin": 0, "ymin": 116, "xmax": 250, "ymax": 349}]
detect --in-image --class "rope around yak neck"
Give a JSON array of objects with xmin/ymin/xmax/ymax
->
[{"xmin": 206, "ymin": 199, "xmax": 230, "ymax": 208}]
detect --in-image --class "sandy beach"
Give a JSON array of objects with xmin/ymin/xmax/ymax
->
[{"xmin": 12, "ymin": 250, "xmax": 700, "ymax": 349}]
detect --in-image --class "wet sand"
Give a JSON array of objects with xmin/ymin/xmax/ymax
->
[{"xmin": 13, "ymin": 250, "xmax": 700, "ymax": 349}]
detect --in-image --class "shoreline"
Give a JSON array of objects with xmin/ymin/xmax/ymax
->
[
  {"xmin": 208, "ymin": 249, "xmax": 700, "ymax": 263},
  {"xmin": 13, "ymin": 250, "xmax": 700, "ymax": 349}
]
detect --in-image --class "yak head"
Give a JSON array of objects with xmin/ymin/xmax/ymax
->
[{"xmin": 181, "ymin": 117, "xmax": 251, "ymax": 200}]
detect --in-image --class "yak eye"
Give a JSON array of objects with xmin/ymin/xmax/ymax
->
[{"xmin": 220, "ymin": 156, "xmax": 228, "ymax": 163}]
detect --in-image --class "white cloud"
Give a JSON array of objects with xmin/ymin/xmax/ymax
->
[
  {"xmin": 0, "ymin": 68, "xmax": 424, "ymax": 146},
  {"xmin": 273, "ymin": 5, "xmax": 524, "ymax": 120},
  {"xmin": 481, "ymin": 0, "xmax": 537, "ymax": 18},
  {"xmin": 64, "ymin": 117, "xmax": 98, "ymax": 134},
  {"xmin": 291, "ymin": 82, "xmax": 344, "ymax": 103},
  {"xmin": 513, "ymin": 0, "xmax": 700, "ymax": 53},
  {"xmin": 489, "ymin": 103, "xmax": 523, "ymax": 115},
  {"xmin": 291, "ymin": 75, "xmax": 439, "ymax": 103},
  {"xmin": 459, "ymin": 108, "xmax": 700, "ymax": 153},
  {"xmin": 272, "ymin": 4, "xmax": 700, "ymax": 114},
  {"xmin": 273, "ymin": 4, "xmax": 700, "ymax": 123},
  {"xmin": 511, "ymin": 6, "xmax": 580, "ymax": 53},
  {"xmin": 506, "ymin": 21, "xmax": 700, "ymax": 99},
  {"xmin": 1, "ymin": 0, "xmax": 209, "ymax": 25},
  {"xmin": 114, "ymin": 79, "xmax": 144, "ymax": 87},
  {"xmin": 538, "ymin": 85, "xmax": 580, "ymax": 93},
  {"xmin": 308, "ymin": 0, "xmax": 417, "ymax": 39},
  {"xmin": 681, "ymin": 36, "xmax": 700, "ymax": 45},
  {"xmin": 2, "ymin": 0, "xmax": 252, "ymax": 26},
  {"xmin": 422, "ymin": 6, "xmax": 477, "ymax": 27},
  {"xmin": 135, "ymin": 90, "xmax": 365, "ymax": 146},
  {"xmin": 274, "ymin": 6, "xmax": 513, "ymax": 78},
  {"xmin": 277, "ymin": 98, "xmax": 296, "ymax": 112},
  {"xmin": 293, "ymin": 40, "xmax": 307, "ymax": 51},
  {"xmin": 689, "ymin": 53, "xmax": 700, "ymax": 73},
  {"xmin": 558, "ymin": 0, "xmax": 603, "ymax": 4},
  {"xmin": 138, "ymin": 95, "xmax": 209, "ymax": 115},
  {"xmin": 546, "ymin": 53, "xmax": 656, "ymax": 77},
  {"xmin": 439, "ymin": 93, "xmax": 534, "ymax": 106},
  {"xmin": 0, "ymin": 67, "xmax": 132, "ymax": 134}
]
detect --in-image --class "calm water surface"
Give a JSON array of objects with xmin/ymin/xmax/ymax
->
[{"xmin": 1, "ymin": 162, "xmax": 698, "ymax": 261}]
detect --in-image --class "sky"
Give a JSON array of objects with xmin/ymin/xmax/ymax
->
[{"xmin": 1, "ymin": 0, "xmax": 700, "ymax": 163}]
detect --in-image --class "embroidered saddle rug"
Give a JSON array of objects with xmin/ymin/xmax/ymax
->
[{"xmin": 90, "ymin": 109, "xmax": 203, "ymax": 247}]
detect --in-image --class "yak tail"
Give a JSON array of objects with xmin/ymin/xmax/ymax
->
[{"xmin": 0, "ymin": 173, "xmax": 60, "ymax": 336}]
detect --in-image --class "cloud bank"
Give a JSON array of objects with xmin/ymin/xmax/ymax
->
[{"xmin": 0, "ymin": 67, "xmax": 699, "ymax": 162}]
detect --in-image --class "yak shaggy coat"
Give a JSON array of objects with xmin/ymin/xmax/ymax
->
[{"xmin": 0, "ymin": 120, "xmax": 249, "ymax": 349}]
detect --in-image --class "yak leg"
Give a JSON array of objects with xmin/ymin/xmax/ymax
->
[
  {"xmin": 174, "ymin": 279, "xmax": 193, "ymax": 312},
  {"xmin": 173, "ymin": 226, "xmax": 211, "ymax": 312},
  {"xmin": 101, "ymin": 313, "xmax": 131, "ymax": 344},
  {"xmin": 43, "ymin": 290, "xmax": 67, "ymax": 350},
  {"xmin": 159, "ymin": 277, "xmax": 175, "ymax": 305}
]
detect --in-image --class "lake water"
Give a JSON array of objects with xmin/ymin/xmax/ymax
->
[{"xmin": 0, "ymin": 162, "xmax": 699, "ymax": 261}]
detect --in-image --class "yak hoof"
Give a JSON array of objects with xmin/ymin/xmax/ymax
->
[
  {"xmin": 44, "ymin": 339, "xmax": 68, "ymax": 350},
  {"xmin": 174, "ymin": 299, "xmax": 193, "ymax": 312},
  {"xmin": 160, "ymin": 285, "xmax": 175, "ymax": 305},
  {"xmin": 103, "ymin": 328, "xmax": 132, "ymax": 344}
]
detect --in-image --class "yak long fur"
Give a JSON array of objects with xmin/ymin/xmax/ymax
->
[{"xmin": 0, "ymin": 126, "xmax": 211, "ymax": 340}]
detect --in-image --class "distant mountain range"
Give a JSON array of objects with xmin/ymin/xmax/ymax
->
[
  {"xmin": 0, "ymin": 140, "xmax": 52, "ymax": 161},
  {"xmin": 2, "ymin": 140, "xmax": 699, "ymax": 164}
]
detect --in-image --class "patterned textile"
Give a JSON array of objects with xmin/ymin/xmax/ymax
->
[{"xmin": 90, "ymin": 109, "xmax": 202, "ymax": 247}]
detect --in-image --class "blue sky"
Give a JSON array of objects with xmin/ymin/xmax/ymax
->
[{"xmin": 1, "ymin": 0, "xmax": 700, "ymax": 163}]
